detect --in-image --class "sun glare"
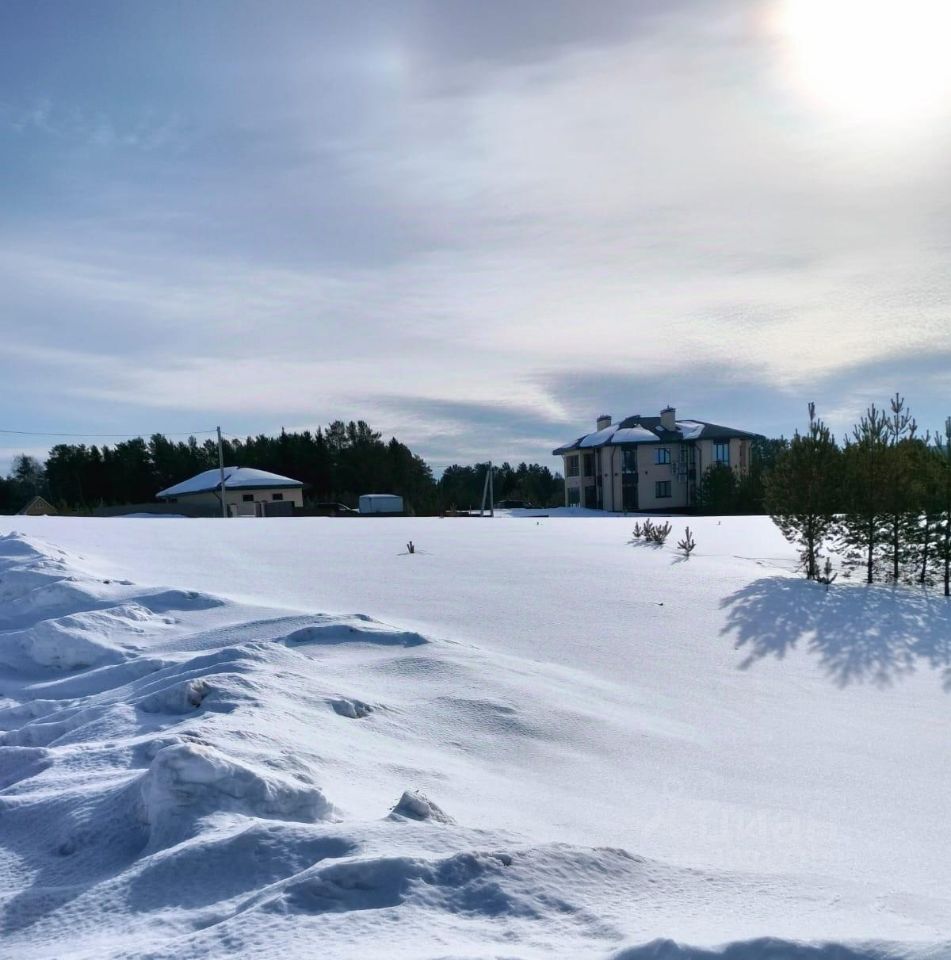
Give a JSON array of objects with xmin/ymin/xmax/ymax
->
[{"xmin": 774, "ymin": 0, "xmax": 951, "ymax": 124}]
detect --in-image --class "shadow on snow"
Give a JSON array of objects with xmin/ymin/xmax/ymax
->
[{"xmin": 720, "ymin": 577, "xmax": 951, "ymax": 689}]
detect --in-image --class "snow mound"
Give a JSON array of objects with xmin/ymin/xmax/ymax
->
[
  {"xmin": 25, "ymin": 655, "xmax": 167, "ymax": 699},
  {"xmin": 0, "ymin": 697, "xmax": 68, "ymax": 728},
  {"xmin": 3, "ymin": 603, "xmax": 166, "ymax": 672},
  {"xmin": 0, "ymin": 533, "xmax": 102, "ymax": 618},
  {"xmin": 2, "ymin": 718, "xmax": 75, "ymax": 747},
  {"xmin": 613, "ymin": 938, "xmax": 911, "ymax": 959},
  {"xmin": 389, "ymin": 789, "xmax": 454, "ymax": 823},
  {"xmin": 0, "ymin": 530, "xmax": 65, "ymax": 559},
  {"xmin": 137, "ymin": 678, "xmax": 209, "ymax": 714},
  {"xmin": 0, "ymin": 744, "xmax": 52, "ymax": 789},
  {"xmin": 126, "ymin": 823, "xmax": 356, "ymax": 912},
  {"xmin": 21, "ymin": 603, "xmax": 166, "ymax": 670},
  {"xmin": 133, "ymin": 588, "xmax": 223, "ymax": 614},
  {"xmin": 0, "ymin": 578, "xmax": 116, "ymax": 632},
  {"xmin": 328, "ymin": 697, "xmax": 374, "ymax": 719},
  {"xmin": 282, "ymin": 615, "xmax": 427, "ymax": 648},
  {"xmin": 138, "ymin": 742, "xmax": 333, "ymax": 846},
  {"xmin": 276, "ymin": 849, "xmax": 515, "ymax": 916},
  {"xmin": 135, "ymin": 670, "xmax": 261, "ymax": 715}
]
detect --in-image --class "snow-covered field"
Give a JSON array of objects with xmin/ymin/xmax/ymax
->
[{"xmin": 0, "ymin": 514, "xmax": 949, "ymax": 959}]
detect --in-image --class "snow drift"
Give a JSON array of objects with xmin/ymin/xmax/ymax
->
[{"xmin": 0, "ymin": 521, "xmax": 948, "ymax": 960}]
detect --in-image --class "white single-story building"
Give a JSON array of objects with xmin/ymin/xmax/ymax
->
[
  {"xmin": 553, "ymin": 407, "xmax": 759, "ymax": 512},
  {"xmin": 156, "ymin": 467, "xmax": 304, "ymax": 517}
]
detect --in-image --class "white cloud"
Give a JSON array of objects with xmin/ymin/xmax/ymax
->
[{"xmin": 3, "ymin": 1, "xmax": 951, "ymax": 462}]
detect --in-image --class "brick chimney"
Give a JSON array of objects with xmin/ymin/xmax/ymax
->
[
  {"xmin": 660, "ymin": 406, "xmax": 676, "ymax": 431},
  {"xmin": 596, "ymin": 414, "xmax": 612, "ymax": 431}
]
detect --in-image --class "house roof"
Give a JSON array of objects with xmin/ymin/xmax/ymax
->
[
  {"xmin": 17, "ymin": 495, "xmax": 57, "ymax": 516},
  {"xmin": 553, "ymin": 416, "xmax": 759, "ymax": 455},
  {"xmin": 156, "ymin": 467, "xmax": 304, "ymax": 499}
]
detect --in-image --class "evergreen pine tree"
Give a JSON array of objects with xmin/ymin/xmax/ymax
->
[
  {"xmin": 839, "ymin": 404, "xmax": 890, "ymax": 584},
  {"xmin": 933, "ymin": 420, "xmax": 951, "ymax": 597},
  {"xmin": 908, "ymin": 436, "xmax": 942, "ymax": 585},
  {"xmin": 697, "ymin": 463, "xmax": 737, "ymax": 514},
  {"xmin": 879, "ymin": 393, "xmax": 920, "ymax": 583},
  {"xmin": 765, "ymin": 402, "xmax": 840, "ymax": 579}
]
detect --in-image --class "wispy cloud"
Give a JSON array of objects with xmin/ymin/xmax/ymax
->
[{"xmin": 2, "ymin": 0, "xmax": 950, "ymax": 475}]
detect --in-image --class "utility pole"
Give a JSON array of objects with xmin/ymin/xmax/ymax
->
[
  {"xmin": 480, "ymin": 461, "xmax": 493, "ymax": 517},
  {"xmin": 217, "ymin": 426, "xmax": 228, "ymax": 518}
]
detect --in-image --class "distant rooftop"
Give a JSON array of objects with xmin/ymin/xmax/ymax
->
[
  {"xmin": 157, "ymin": 467, "xmax": 304, "ymax": 499},
  {"xmin": 553, "ymin": 414, "xmax": 759, "ymax": 455}
]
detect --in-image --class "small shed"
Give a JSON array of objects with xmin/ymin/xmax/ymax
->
[
  {"xmin": 156, "ymin": 467, "xmax": 304, "ymax": 517},
  {"xmin": 17, "ymin": 496, "xmax": 57, "ymax": 516},
  {"xmin": 358, "ymin": 493, "xmax": 404, "ymax": 515}
]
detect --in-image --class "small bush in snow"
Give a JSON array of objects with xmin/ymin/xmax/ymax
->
[
  {"xmin": 816, "ymin": 556, "xmax": 837, "ymax": 591},
  {"xmin": 650, "ymin": 521, "xmax": 672, "ymax": 545},
  {"xmin": 677, "ymin": 527, "xmax": 696, "ymax": 558},
  {"xmin": 632, "ymin": 519, "xmax": 672, "ymax": 546}
]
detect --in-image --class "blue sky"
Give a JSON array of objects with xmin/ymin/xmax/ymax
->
[{"xmin": 2, "ymin": 0, "xmax": 950, "ymax": 473}]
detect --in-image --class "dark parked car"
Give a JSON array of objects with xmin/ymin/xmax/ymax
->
[{"xmin": 310, "ymin": 502, "xmax": 357, "ymax": 517}]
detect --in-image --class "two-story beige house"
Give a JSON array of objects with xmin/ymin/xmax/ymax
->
[{"xmin": 553, "ymin": 407, "xmax": 758, "ymax": 512}]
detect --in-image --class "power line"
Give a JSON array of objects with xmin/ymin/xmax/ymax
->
[{"xmin": 0, "ymin": 428, "xmax": 219, "ymax": 439}]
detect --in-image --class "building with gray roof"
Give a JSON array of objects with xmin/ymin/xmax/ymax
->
[{"xmin": 553, "ymin": 406, "xmax": 759, "ymax": 511}]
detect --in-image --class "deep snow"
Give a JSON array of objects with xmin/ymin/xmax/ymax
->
[{"xmin": 0, "ymin": 516, "xmax": 949, "ymax": 959}]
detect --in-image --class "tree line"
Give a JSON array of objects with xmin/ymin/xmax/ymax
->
[
  {"xmin": 0, "ymin": 421, "xmax": 564, "ymax": 515},
  {"xmin": 767, "ymin": 395, "xmax": 951, "ymax": 595}
]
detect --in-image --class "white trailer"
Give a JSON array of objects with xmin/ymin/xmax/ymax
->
[{"xmin": 358, "ymin": 493, "xmax": 404, "ymax": 515}]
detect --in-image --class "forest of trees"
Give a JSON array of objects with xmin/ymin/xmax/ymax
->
[
  {"xmin": 766, "ymin": 395, "xmax": 951, "ymax": 594},
  {"xmin": 0, "ymin": 421, "xmax": 564, "ymax": 516}
]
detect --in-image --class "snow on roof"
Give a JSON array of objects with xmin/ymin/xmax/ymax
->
[
  {"xmin": 156, "ymin": 467, "xmax": 303, "ymax": 499},
  {"xmin": 578, "ymin": 425, "xmax": 618, "ymax": 447},
  {"xmin": 610, "ymin": 426, "xmax": 659, "ymax": 444},
  {"xmin": 675, "ymin": 420, "xmax": 705, "ymax": 440},
  {"xmin": 553, "ymin": 415, "xmax": 758, "ymax": 454}
]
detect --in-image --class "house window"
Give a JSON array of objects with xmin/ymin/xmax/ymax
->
[
  {"xmin": 272, "ymin": 492, "xmax": 284, "ymax": 501},
  {"xmin": 566, "ymin": 455, "xmax": 580, "ymax": 478},
  {"xmin": 582, "ymin": 453, "xmax": 595, "ymax": 476},
  {"xmin": 655, "ymin": 447, "xmax": 670, "ymax": 465},
  {"xmin": 621, "ymin": 448, "xmax": 637, "ymax": 473},
  {"xmin": 242, "ymin": 493, "xmax": 254, "ymax": 502},
  {"xmin": 714, "ymin": 442, "xmax": 730, "ymax": 464},
  {"xmin": 655, "ymin": 481, "xmax": 671, "ymax": 499},
  {"xmin": 567, "ymin": 487, "xmax": 580, "ymax": 506}
]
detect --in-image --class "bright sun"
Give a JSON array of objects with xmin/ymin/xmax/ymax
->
[{"xmin": 774, "ymin": 0, "xmax": 951, "ymax": 124}]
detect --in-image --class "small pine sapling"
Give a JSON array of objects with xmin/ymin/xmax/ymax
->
[
  {"xmin": 651, "ymin": 520, "xmax": 672, "ymax": 544},
  {"xmin": 632, "ymin": 518, "xmax": 671, "ymax": 545},
  {"xmin": 816, "ymin": 556, "xmax": 837, "ymax": 591},
  {"xmin": 677, "ymin": 526, "xmax": 696, "ymax": 558}
]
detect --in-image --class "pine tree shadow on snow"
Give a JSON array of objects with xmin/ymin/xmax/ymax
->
[{"xmin": 720, "ymin": 577, "xmax": 951, "ymax": 689}]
